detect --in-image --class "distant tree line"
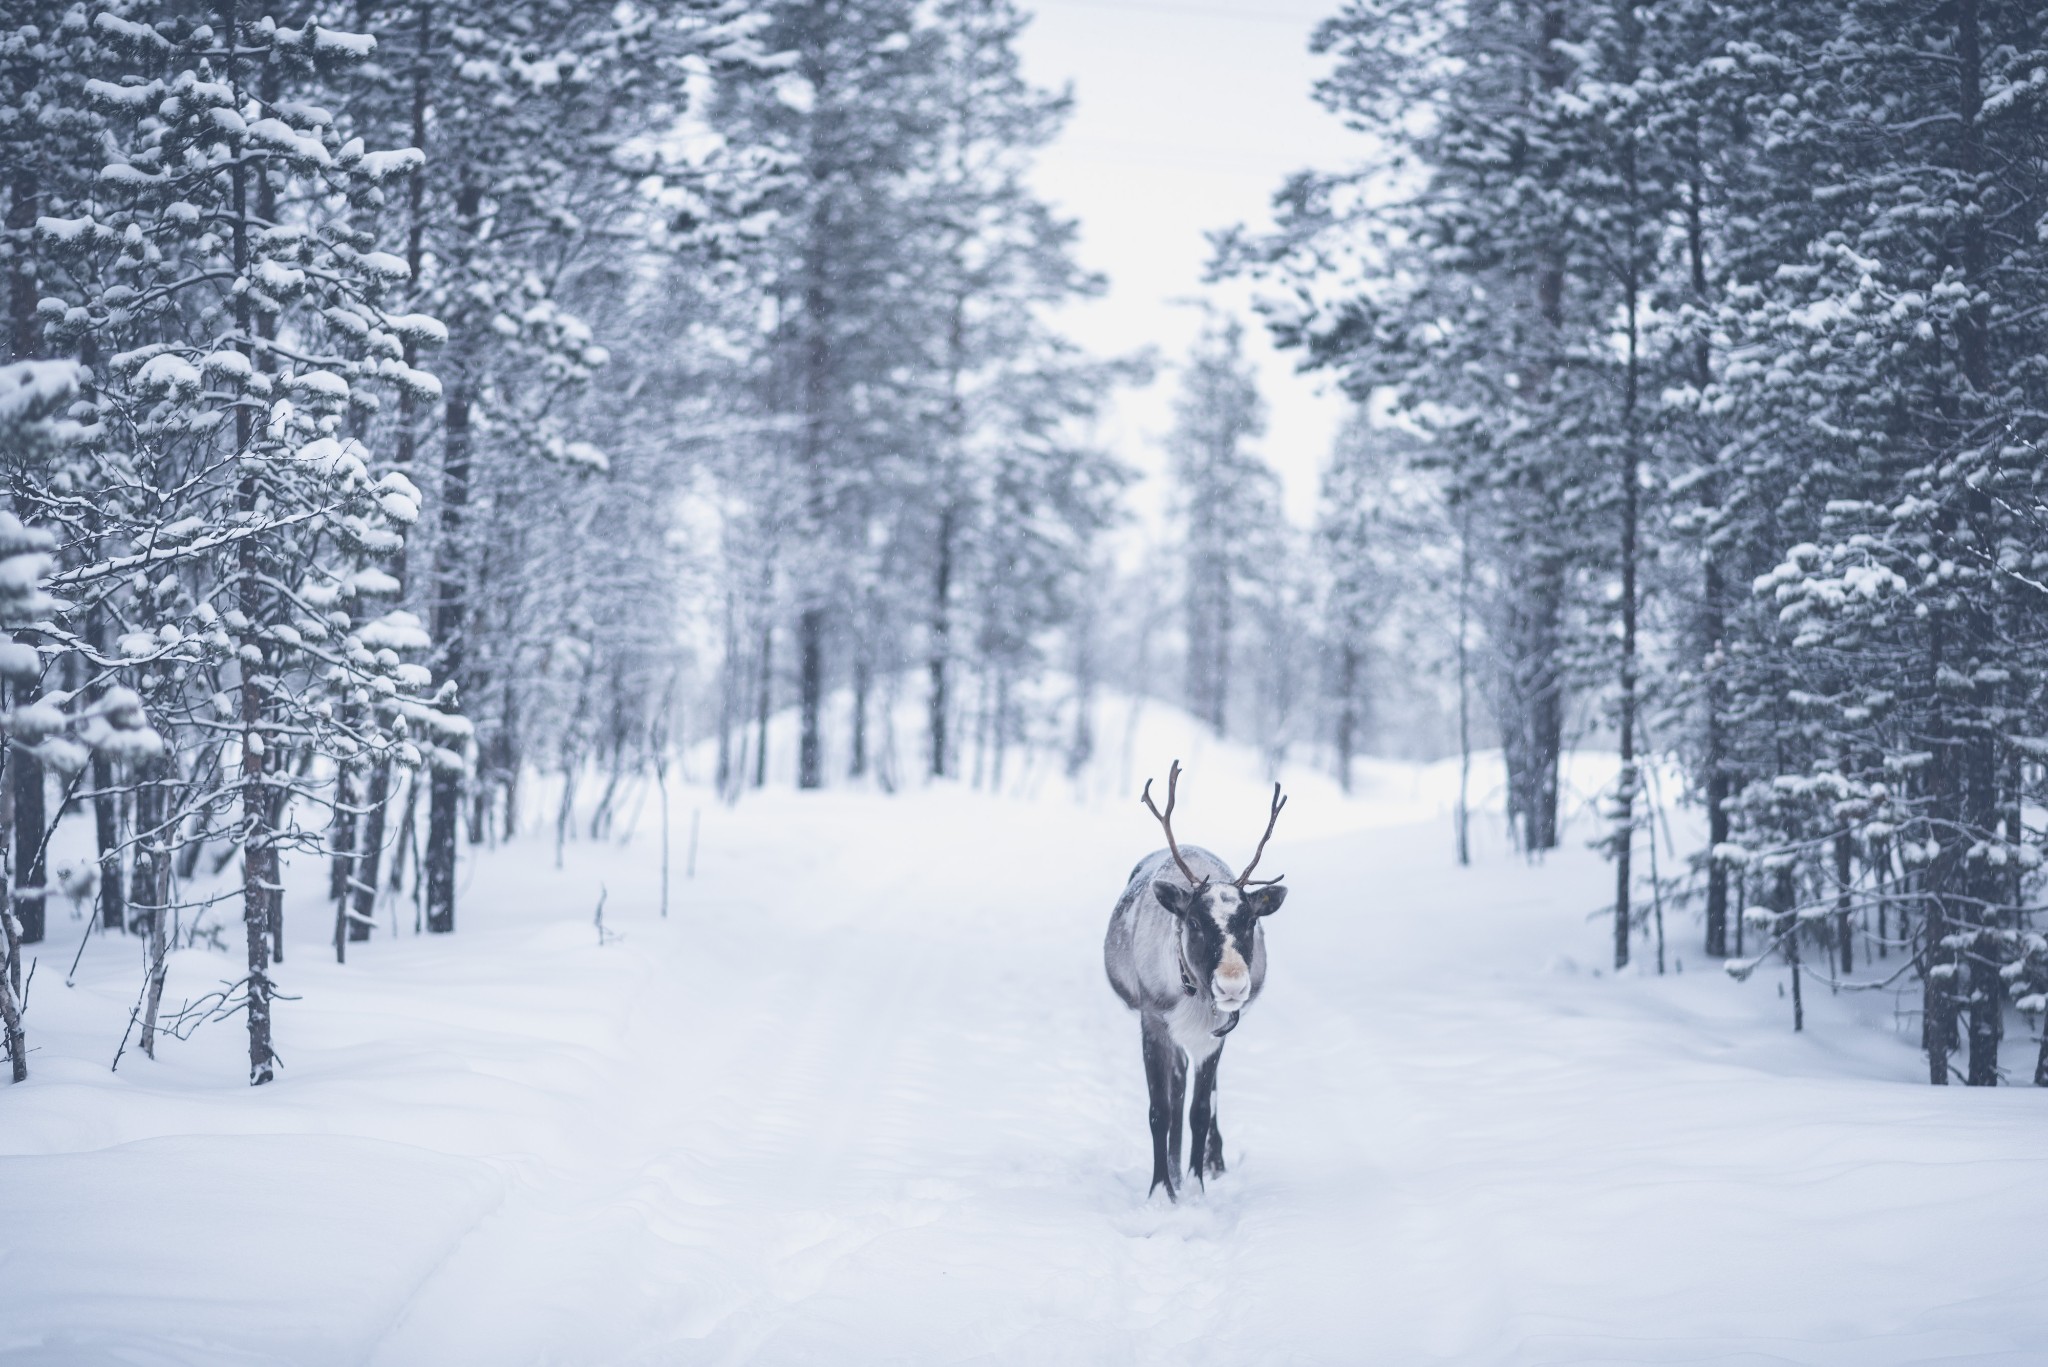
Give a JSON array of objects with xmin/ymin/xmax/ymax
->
[
  {"xmin": 1154, "ymin": 315, "xmax": 1464, "ymax": 796},
  {"xmin": 702, "ymin": 0, "xmax": 1132, "ymax": 799}
]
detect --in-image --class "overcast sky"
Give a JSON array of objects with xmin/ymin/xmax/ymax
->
[{"xmin": 1012, "ymin": 0, "xmax": 1361, "ymax": 532}]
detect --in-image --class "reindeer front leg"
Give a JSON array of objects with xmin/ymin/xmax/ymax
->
[
  {"xmin": 1168, "ymin": 1045, "xmax": 1188, "ymax": 1183},
  {"xmin": 1141, "ymin": 1013, "xmax": 1179, "ymax": 1200},
  {"xmin": 1191, "ymin": 1046, "xmax": 1224, "ymax": 1182}
]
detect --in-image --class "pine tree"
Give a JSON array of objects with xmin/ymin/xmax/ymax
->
[
  {"xmin": 1237, "ymin": 0, "xmax": 1611, "ymax": 851},
  {"xmin": 1713, "ymin": 0, "xmax": 2048, "ymax": 1081},
  {"xmin": 709, "ymin": 0, "xmax": 939, "ymax": 790},
  {"xmin": 0, "ymin": 361, "xmax": 162, "ymax": 1081},
  {"xmin": 1167, "ymin": 317, "xmax": 1275, "ymax": 741},
  {"xmin": 702, "ymin": 0, "xmax": 1115, "ymax": 791},
  {"xmin": 341, "ymin": 0, "xmax": 740, "ymax": 921},
  {"xmin": 32, "ymin": 7, "xmax": 440, "ymax": 1082},
  {"xmin": 915, "ymin": 0, "xmax": 1107, "ymax": 782},
  {"xmin": 2, "ymin": 1, "xmax": 120, "ymax": 946},
  {"xmin": 1316, "ymin": 413, "xmax": 1450, "ymax": 791}
]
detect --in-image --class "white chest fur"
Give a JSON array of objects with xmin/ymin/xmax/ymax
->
[{"xmin": 1166, "ymin": 993, "xmax": 1228, "ymax": 1061}]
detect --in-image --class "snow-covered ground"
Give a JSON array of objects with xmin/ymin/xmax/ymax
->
[{"xmin": 6, "ymin": 707, "xmax": 2048, "ymax": 1365}]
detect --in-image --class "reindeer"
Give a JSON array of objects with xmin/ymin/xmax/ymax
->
[{"xmin": 1104, "ymin": 761, "xmax": 1287, "ymax": 1200}]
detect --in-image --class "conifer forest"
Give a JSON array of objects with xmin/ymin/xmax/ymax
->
[{"xmin": 4, "ymin": 0, "xmax": 2048, "ymax": 1361}]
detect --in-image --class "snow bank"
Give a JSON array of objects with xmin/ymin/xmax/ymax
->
[{"xmin": 4, "ymin": 707, "xmax": 2044, "ymax": 1364}]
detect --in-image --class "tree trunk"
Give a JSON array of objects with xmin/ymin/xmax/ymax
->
[
  {"xmin": 131, "ymin": 750, "xmax": 173, "ymax": 1058},
  {"xmin": 0, "ymin": 790, "xmax": 22, "ymax": 1080},
  {"xmin": 716, "ymin": 589, "xmax": 737, "ymax": 795},
  {"xmin": 1955, "ymin": 0, "xmax": 2001, "ymax": 1089},
  {"xmin": 1966, "ymin": 941, "xmax": 2003, "ymax": 1086},
  {"xmin": 330, "ymin": 745, "xmax": 358, "ymax": 958},
  {"xmin": 332, "ymin": 757, "xmax": 354, "ymax": 964},
  {"xmin": 267, "ymin": 781, "xmax": 286, "ymax": 963},
  {"xmin": 1963, "ymin": 709, "xmax": 2001, "ymax": 1086},
  {"xmin": 1212, "ymin": 563, "xmax": 1231, "ymax": 740},
  {"xmin": 928, "ymin": 505, "xmax": 954, "ymax": 780},
  {"xmin": 1068, "ymin": 590, "xmax": 1097, "ymax": 781},
  {"xmin": 1613, "ymin": 314, "xmax": 1640, "ymax": 970},
  {"xmin": 11, "ymin": 674, "xmax": 45, "ymax": 946},
  {"xmin": 328, "ymin": 713, "xmax": 357, "ymax": 910},
  {"xmin": 84, "ymin": 605, "xmax": 127, "ymax": 932},
  {"xmin": 554, "ymin": 761, "xmax": 577, "ymax": 869},
  {"xmin": 239, "ymin": 587, "xmax": 277, "ymax": 1087},
  {"xmin": 468, "ymin": 761, "xmax": 490, "ymax": 845},
  {"xmin": 970, "ymin": 668, "xmax": 991, "ymax": 790},
  {"xmin": 424, "ymin": 168, "xmax": 480, "ymax": 936},
  {"xmin": 352, "ymin": 759, "xmax": 390, "ymax": 936},
  {"xmin": 132, "ymin": 770, "xmax": 162, "ymax": 916},
  {"xmin": 1788, "ymin": 921, "xmax": 1804, "ymax": 1032},
  {"xmin": 1609, "ymin": 28, "xmax": 1645, "ymax": 971},
  {"xmin": 1703, "ymin": 700, "xmax": 1730, "ymax": 958},
  {"xmin": 1876, "ymin": 839, "xmax": 1889, "ymax": 961},
  {"xmin": 850, "ymin": 643, "xmax": 870, "ymax": 780},
  {"xmin": 0, "ymin": 926, "xmax": 23, "ymax": 1081},
  {"xmin": 347, "ymin": 7, "xmax": 427, "ymax": 940},
  {"xmin": 1456, "ymin": 517, "xmax": 1472, "ymax": 866},
  {"xmin": 222, "ymin": 27, "xmax": 276, "ymax": 1083},
  {"xmin": 1523, "ymin": 578, "xmax": 1565, "ymax": 853},
  {"xmin": 138, "ymin": 820, "xmax": 169, "ymax": 1061},
  {"xmin": 1834, "ymin": 822, "xmax": 1853, "ymax": 975},
  {"xmin": 424, "ymin": 369, "xmax": 471, "ymax": 935},
  {"xmin": 425, "ymin": 761, "xmax": 460, "ymax": 929},
  {"xmin": 1507, "ymin": 0, "xmax": 1570, "ymax": 859},
  {"xmin": 588, "ymin": 750, "xmax": 623, "ymax": 840},
  {"xmin": 6, "ymin": 155, "xmax": 37, "ymax": 367},
  {"xmin": 91, "ymin": 748, "xmax": 124, "ymax": 931},
  {"xmin": 1923, "ymin": 628, "xmax": 1956, "ymax": 1085},
  {"xmin": 1335, "ymin": 643, "xmax": 1360, "ymax": 796},
  {"xmin": 1769, "ymin": 866, "xmax": 1801, "ymax": 1031},
  {"xmin": 1686, "ymin": 152, "xmax": 1731, "ymax": 959},
  {"xmin": 0, "ymin": 722, "xmax": 24, "ymax": 1079},
  {"xmin": 500, "ymin": 725, "xmax": 520, "ymax": 843},
  {"xmin": 797, "ymin": 606, "xmax": 824, "ymax": 789},
  {"xmin": 1734, "ymin": 870, "xmax": 1746, "ymax": 958},
  {"xmin": 390, "ymin": 771, "xmax": 417, "ymax": 893},
  {"xmin": 753, "ymin": 623, "xmax": 773, "ymax": 789},
  {"xmin": 991, "ymin": 672, "xmax": 1010, "ymax": 792},
  {"xmin": 655, "ymin": 749, "xmax": 670, "ymax": 919},
  {"xmin": 3, "ymin": 154, "xmax": 35, "ymax": 962}
]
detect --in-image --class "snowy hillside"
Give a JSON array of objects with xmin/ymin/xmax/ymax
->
[{"xmin": 4, "ymin": 704, "xmax": 2044, "ymax": 1365}]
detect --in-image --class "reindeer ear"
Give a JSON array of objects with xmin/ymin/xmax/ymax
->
[
  {"xmin": 1153, "ymin": 881, "xmax": 1192, "ymax": 918},
  {"xmin": 1246, "ymin": 884, "xmax": 1287, "ymax": 917}
]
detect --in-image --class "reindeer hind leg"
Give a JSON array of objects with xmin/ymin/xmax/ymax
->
[
  {"xmin": 1141, "ymin": 1013, "xmax": 1178, "ymax": 1200},
  {"xmin": 1193, "ymin": 1046, "xmax": 1225, "ymax": 1178}
]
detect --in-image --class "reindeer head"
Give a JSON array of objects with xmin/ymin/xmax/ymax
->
[{"xmin": 1141, "ymin": 761, "xmax": 1288, "ymax": 1018}]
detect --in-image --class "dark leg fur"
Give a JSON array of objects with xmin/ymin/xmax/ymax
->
[
  {"xmin": 1190, "ymin": 1048, "xmax": 1224, "ymax": 1184},
  {"xmin": 1168, "ymin": 1048, "xmax": 1188, "ymax": 1184},
  {"xmin": 1141, "ymin": 1014, "xmax": 1178, "ymax": 1200}
]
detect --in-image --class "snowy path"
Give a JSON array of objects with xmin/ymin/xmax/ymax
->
[{"xmin": 8, "ymin": 759, "xmax": 2048, "ymax": 1365}]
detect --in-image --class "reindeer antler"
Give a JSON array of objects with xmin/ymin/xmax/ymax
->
[
  {"xmin": 1234, "ymin": 782, "xmax": 1288, "ymax": 888},
  {"xmin": 1140, "ymin": 760, "xmax": 1205, "ymax": 888}
]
